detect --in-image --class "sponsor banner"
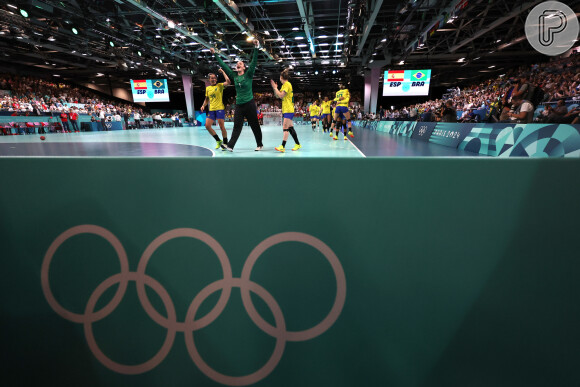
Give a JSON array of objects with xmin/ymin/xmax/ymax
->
[
  {"xmin": 430, "ymin": 123, "xmax": 476, "ymax": 148},
  {"xmin": 411, "ymin": 122, "xmax": 437, "ymax": 141},
  {"xmin": 459, "ymin": 123, "xmax": 580, "ymax": 157},
  {"xmin": 390, "ymin": 121, "xmax": 417, "ymax": 137},
  {"xmin": 376, "ymin": 121, "xmax": 395, "ymax": 132}
]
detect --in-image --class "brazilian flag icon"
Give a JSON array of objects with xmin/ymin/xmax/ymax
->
[
  {"xmin": 411, "ymin": 71, "xmax": 426, "ymax": 81},
  {"xmin": 152, "ymin": 79, "xmax": 165, "ymax": 89}
]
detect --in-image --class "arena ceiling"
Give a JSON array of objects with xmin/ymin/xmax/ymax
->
[{"xmin": 1, "ymin": 0, "xmax": 579, "ymax": 93}]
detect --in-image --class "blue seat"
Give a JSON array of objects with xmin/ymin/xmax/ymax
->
[{"xmin": 474, "ymin": 109, "xmax": 488, "ymax": 122}]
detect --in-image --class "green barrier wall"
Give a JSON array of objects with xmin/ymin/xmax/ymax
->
[{"xmin": 1, "ymin": 158, "xmax": 580, "ymax": 387}]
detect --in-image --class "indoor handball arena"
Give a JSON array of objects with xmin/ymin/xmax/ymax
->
[{"xmin": 1, "ymin": 0, "xmax": 580, "ymax": 386}]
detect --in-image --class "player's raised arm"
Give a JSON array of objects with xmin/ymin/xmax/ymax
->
[
  {"xmin": 219, "ymin": 68, "xmax": 231, "ymax": 87},
  {"xmin": 212, "ymin": 47, "xmax": 235, "ymax": 79}
]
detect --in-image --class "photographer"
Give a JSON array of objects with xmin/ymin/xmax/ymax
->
[{"xmin": 440, "ymin": 100, "xmax": 457, "ymax": 122}]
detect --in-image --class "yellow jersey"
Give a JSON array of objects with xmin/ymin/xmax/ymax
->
[
  {"xmin": 281, "ymin": 81, "xmax": 294, "ymax": 114},
  {"xmin": 321, "ymin": 101, "xmax": 332, "ymax": 114},
  {"xmin": 334, "ymin": 89, "xmax": 350, "ymax": 107},
  {"xmin": 310, "ymin": 104, "xmax": 320, "ymax": 117},
  {"xmin": 206, "ymin": 83, "xmax": 225, "ymax": 111}
]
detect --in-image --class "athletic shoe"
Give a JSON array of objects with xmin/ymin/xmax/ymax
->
[
  {"xmin": 348, "ymin": 131, "xmax": 354, "ymax": 138},
  {"xmin": 344, "ymin": 136, "xmax": 348, "ymax": 140},
  {"xmin": 330, "ymin": 132, "xmax": 334, "ymax": 138},
  {"xmin": 292, "ymin": 144, "xmax": 302, "ymax": 151},
  {"xmin": 333, "ymin": 135, "xmax": 338, "ymax": 140},
  {"xmin": 275, "ymin": 145, "xmax": 285, "ymax": 153},
  {"xmin": 255, "ymin": 146, "xmax": 263, "ymax": 151},
  {"xmin": 225, "ymin": 146, "xmax": 233, "ymax": 152},
  {"xmin": 215, "ymin": 140, "xmax": 223, "ymax": 149}
]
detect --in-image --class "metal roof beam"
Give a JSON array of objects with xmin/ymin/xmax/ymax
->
[
  {"xmin": 355, "ymin": 0, "xmax": 383, "ymax": 57},
  {"xmin": 120, "ymin": 0, "xmax": 228, "ymax": 58},
  {"xmin": 448, "ymin": 0, "xmax": 542, "ymax": 52},
  {"xmin": 296, "ymin": 0, "xmax": 315, "ymax": 58}
]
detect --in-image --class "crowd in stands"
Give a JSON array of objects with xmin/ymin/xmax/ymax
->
[
  {"xmin": 355, "ymin": 52, "xmax": 580, "ymax": 125},
  {"xmin": 3, "ymin": 51, "xmax": 579, "ymax": 135},
  {"xmin": 0, "ymin": 74, "xmax": 189, "ymax": 134},
  {"xmin": 0, "ymin": 74, "xmax": 148, "ymax": 117}
]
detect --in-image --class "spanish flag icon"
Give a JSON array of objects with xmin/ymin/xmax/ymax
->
[
  {"xmin": 387, "ymin": 70, "xmax": 405, "ymax": 82},
  {"xmin": 133, "ymin": 80, "xmax": 148, "ymax": 90}
]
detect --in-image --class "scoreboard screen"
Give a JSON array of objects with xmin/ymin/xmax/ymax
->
[
  {"xmin": 130, "ymin": 79, "xmax": 170, "ymax": 102},
  {"xmin": 382, "ymin": 70, "xmax": 432, "ymax": 96}
]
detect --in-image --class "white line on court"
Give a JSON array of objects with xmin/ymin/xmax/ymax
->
[{"xmin": 348, "ymin": 139, "xmax": 366, "ymax": 158}]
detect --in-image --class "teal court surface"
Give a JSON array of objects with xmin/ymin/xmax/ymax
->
[
  {"xmin": 0, "ymin": 122, "xmax": 483, "ymax": 158},
  {"xmin": 0, "ymin": 123, "xmax": 362, "ymax": 158}
]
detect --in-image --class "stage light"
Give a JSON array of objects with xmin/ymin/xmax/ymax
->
[
  {"xmin": 295, "ymin": 37, "xmax": 304, "ymax": 40},
  {"xmin": 292, "ymin": 27, "xmax": 299, "ymax": 31},
  {"xmin": 319, "ymin": 35, "xmax": 328, "ymax": 39},
  {"xmin": 168, "ymin": 20, "xmax": 175, "ymax": 28},
  {"xmin": 47, "ymin": 36, "xmax": 56, "ymax": 41},
  {"xmin": 177, "ymin": 65, "xmax": 180, "ymax": 69},
  {"xmin": 137, "ymin": 51, "xmax": 142, "ymax": 56},
  {"xmin": 246, "ymin": 36, "xmax": 254, "ymax": 42},
  {"xmin": 109, "ymin": 41, "xmax": 115, "ymax": 47},
  {"xmin": 159, "ymin": 58, "xmax": 163, "ymax": 63},
  {"xmin": 72, "ymin": 27, "xmax": 78, "ymax": 35},
  {"xmin": 315, "ymin": 70, "xmax": 318, "ymax": 75},
  {"xmin": 333, "ymin": 70, "xmax": 336, "ymax": 74},
  {"xmin": 20, "ymin": 9, "xmax": 29, "ymax": 18}
]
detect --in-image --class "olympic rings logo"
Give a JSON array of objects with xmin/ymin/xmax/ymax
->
[{"xmin": 41, "ymin": 225, "xmax": 346, "ymax": 386}]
